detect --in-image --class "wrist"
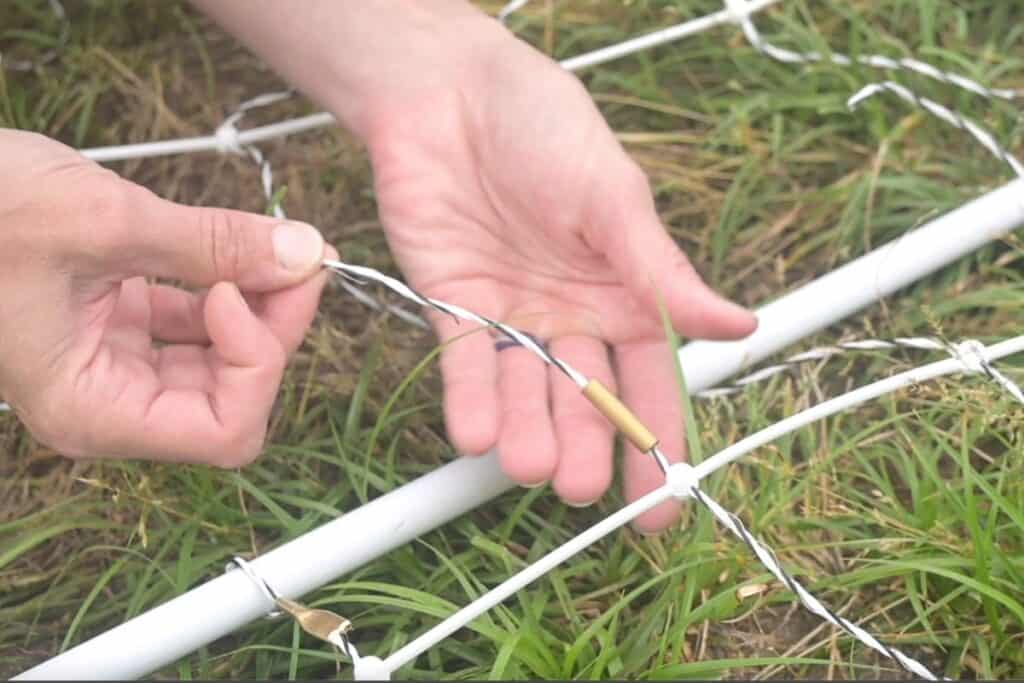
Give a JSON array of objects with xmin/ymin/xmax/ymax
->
[{"xmin": 323, "ymin": 2, "xmax": 514, "ymax": 142}]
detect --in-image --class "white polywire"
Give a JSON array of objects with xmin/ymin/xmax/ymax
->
[
  {"xmin": 498, "ymin": 0, "xmax": 529, "ymax": 24},
  {"xmin": 848, "ymin": 81, "xmax": 1024, "ymax": 179},
  {"xmin": 695, "ymin": 335, "xmax": 1024, "ymax": 482},
  {"xmin": 698, "ymin": 336, "xmax": 958, "ymax": 399},
  {"xmin": 691, "ymin": 488, "xmax": 940, "ymax": 680},
  {"xmin": 323, "ymin": 259, "xmax": 589, "ymax": 388},
  {"xmin": 81, "ymin": 112, "xmax": 337, "ymax": 163},
  {"xmin": 558, "ymin": 0, "xmax": 781, "ymax": 72},
  {"xmin": 950, "ymin": 339, "xmax": 1024, "ymax": 404},
  {"xmin": 381, "ymin": 484, "xmax": 674, "ymax": 674},
  {"xmin": 723, "ymin": 0, "xmax": 1017, "ymax": 102},
  {"xmin": 78, "ymin": 0, "xmax": 783, "ymax": 164}
]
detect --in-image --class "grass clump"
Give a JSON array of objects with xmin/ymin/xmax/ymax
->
[{"xmin": 2, "ymin": 0, "xmax": 1024, "ymax": 679}]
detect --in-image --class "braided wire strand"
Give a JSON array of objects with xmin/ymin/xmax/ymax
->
[
  {"xmin": 695, "ymin": 336, "xmax": 948, "ymax": 398},
  {"xmin": 848, "ymin": 81, "xmax": 1024, "ymax": 179},
  {"xmin": 723, "ymin": 0, "xmax": 1016, "ymax": 102},
  {"xmin": 688, "ymin": 485, "xmax": 943, "ymax": 680},
  {"xmin": 498, "ymin": 0, "xmax": 530, "ymax": 24},
  {"xmin": 947, "ymin": 340, "xmax": 1024, "ymax": 404},
  {"xmin": 323, "ymin": 260, "xmax": 588, "ymax": 387}
]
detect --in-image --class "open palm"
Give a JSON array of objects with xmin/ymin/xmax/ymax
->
[{"xmin": 365, "ymin": 45, "xmax": 755, "ymax": 531}]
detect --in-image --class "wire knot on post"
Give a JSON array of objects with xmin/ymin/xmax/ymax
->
[
  {"xmin": 948, "ymin": 339, "xmax": 1024, "ymax": 405},
  {"xmin": 352, "ymin": 654, "xmax": 390, "ymax": 681},
  {"xmin": 214, "ymin": 116, "xmax": 245, "ymax": 156},
  {"xmin": 722, "ymin": 0, "xmax": 751, "ymax": 26},
  {"xmin": 665, "ymin": 462, "xmax": 701, "ymax": 500},
  {"xmin": 950, "ymin": 339, "xmax": 990, "ymax": 376}
]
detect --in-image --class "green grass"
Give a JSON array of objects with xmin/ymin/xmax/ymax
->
[{"xmin": 2, "ymin": 0, "xmax": 1024, "ymax": 679}]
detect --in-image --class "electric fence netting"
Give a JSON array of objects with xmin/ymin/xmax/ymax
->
[{"xmin": 7, "ymin": 0, "xmax": 1024, "ymax": 679}]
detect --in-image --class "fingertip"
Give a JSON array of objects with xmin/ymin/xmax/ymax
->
[
  {"xmin": 498, "ymin": 348, "xmax": 558, "ymax": 487},
  {"xmin": 663, "ymin": 277, "xmax": 759, "ymax": 341},
  {"xmin": 550, "ymin": 415, "xmax": 613, "ymax": 503},
  {"xmin": 271, "ymin": 221, "xmax": 326, "ymax": 276},
  {"xmin": 444, "ymin": 383, "xmax": 499, "ymax": 456},
  {"xmin": 704, "ymin": 292, "xmax": 758, "ymax": 339},
  {"xmin": 206, "ymin": 282, "xmax": 281, "ymax": 369},
  {"xmin": 499, "ymin": 417, "xmax": 558, "ymax": 486},
  {"xmin": 206, "ymin": 281, "xmax": 250, "ymax": 325},
  {"xmin": 553, "ymin": 468, "xmax": 611, "ymax": 507}
]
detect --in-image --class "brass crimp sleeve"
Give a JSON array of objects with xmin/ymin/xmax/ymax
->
[
  {"xmin": 276, "ymin": 597, "xmax": 353, "ymax": 646},
  {"xmin": 582, "ymin": 379, "xmax": 659, "ymax": 452}
]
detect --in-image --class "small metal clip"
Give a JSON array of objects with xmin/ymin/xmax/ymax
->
[
  {"xmin": 276, "ymin": 597, "xmax": 354, "ymax": 654},
  {"xmin": 228, "ymin": 556, "xmax": 354, "ymax": 655}
]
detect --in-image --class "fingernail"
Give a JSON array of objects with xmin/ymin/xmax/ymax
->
[
  {"xmin": 272, "ymin": 221, "xmax": 324, "ymax": 272},
  {"xmin": 566, "ymin": 497, "xmax": 599, "ymax": 509},
  {"xmin": 520, "ymin": 479, "xmax": 548, "ymax": 490}
]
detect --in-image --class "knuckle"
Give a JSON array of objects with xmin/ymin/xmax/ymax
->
[{"xmin": 198, "ymin": 209, "xmax": 247, "ymax": 281}]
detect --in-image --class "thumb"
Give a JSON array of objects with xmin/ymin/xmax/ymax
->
[
  {"xmin": 104, "ymin": 181, "xmax": 327, "ymax": 292},
  {"xmin": 592, "ymin": 174, "xmax": 757, "ymax": 340}
]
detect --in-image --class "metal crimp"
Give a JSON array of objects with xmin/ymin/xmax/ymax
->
[
  {"xmin": 581, "ymin": 378, "xmax": 672, "ymax": 473},
  {"xmin": 227, "ymin": 556, "xmax": 354, "ymax": 656},
  {"xmin": 582, "ymin": 379, "xmax": 659, "ymax": 453}
]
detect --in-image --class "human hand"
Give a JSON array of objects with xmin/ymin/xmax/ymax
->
[
  {"xmin": 190, "ymin": 0, "xmax": 757, "ymax": 531},
  {"xmin": 359, "ymin": 21, "xmax": 757, "ymax": 532},
  {"xmin": 0, "ymin": 130, "xmax": 332, "ymax": 466}
]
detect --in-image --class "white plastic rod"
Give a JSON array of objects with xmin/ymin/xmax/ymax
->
[
  {"xmin": 382, "ymin": 485, "xmax": 674, "ymax": 673},
  {"xmin": 16, "ymin": 453, "xmax": 513, "ymax": 681},
  {"xmin": 679, "ymin": 179, "xmax": 1024, "ymax": 390},
  {"xmin": 78, "ymin": 0, "xmax": 781, "ymax": 164},
  {"xmin": 559, "ymin": 0, "xmax": 781, "ymax": 71},
  {"xmin": 17, "ymin": 178, "xmax": 1024, "ymax": 680}
]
